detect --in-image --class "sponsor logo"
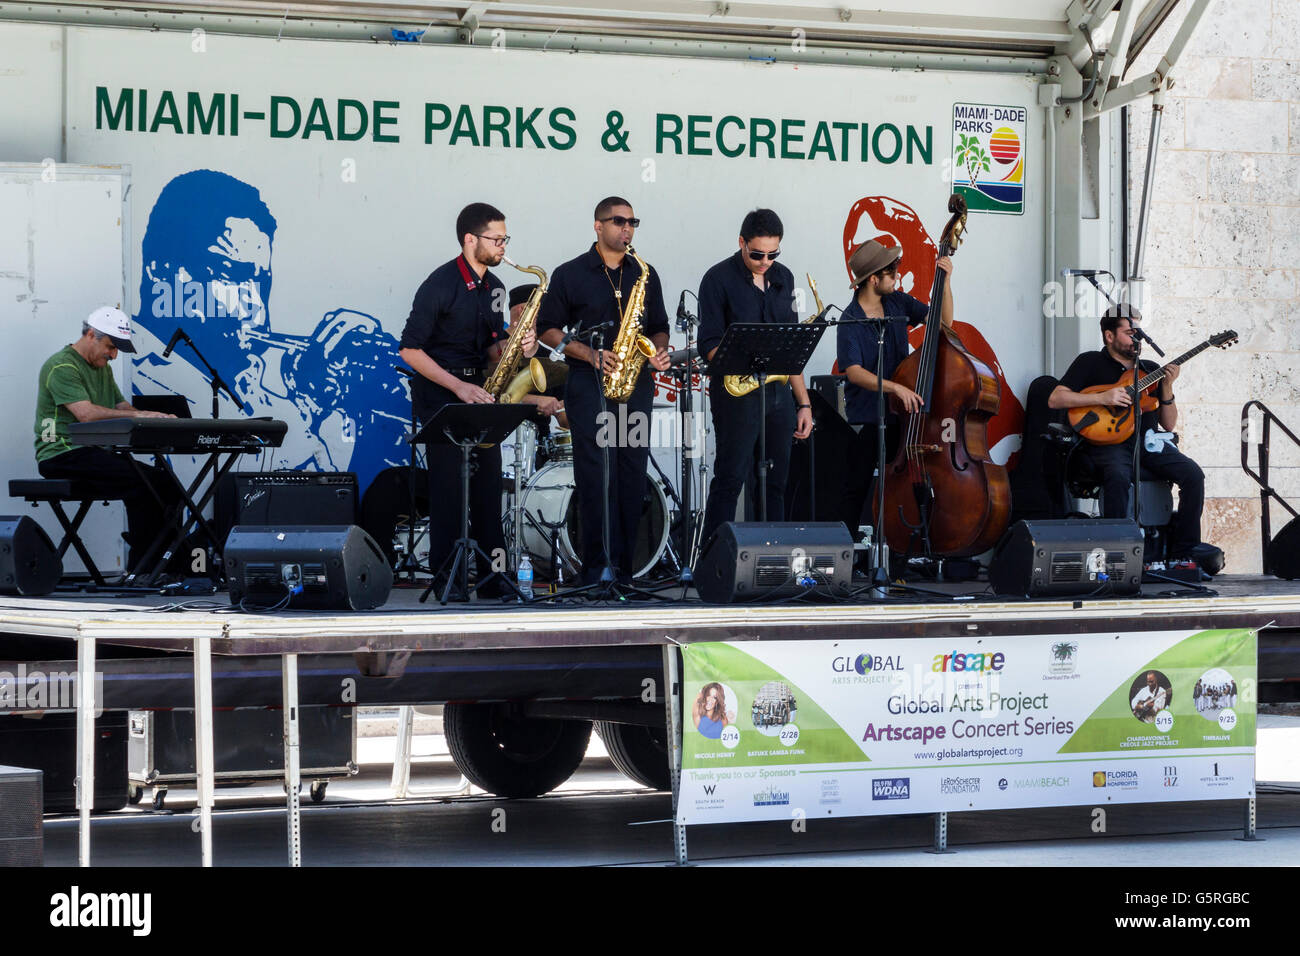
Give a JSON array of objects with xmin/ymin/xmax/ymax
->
[
  {"xmin": 1198, "ymin": 761, "xmax": 1236, "ymax": 788},
  {"xmin": 1162, "ymin": 765, "xmax": 1178, "ymax": 788},
  {"xmin": 1092, "ymin": 769, "xmax": 1139, "ymax": 790},
  {"xmin": 931, "ymin": 650, "xmax": 1005, "ymax": 673},
  {"xmin": 1048, "ymin": 640, "xmax": 1078, "ymax": 676},
  {"xmin": 752, "ymin": 786, "xmax": 790, "ymax": 807},
  {"xmin": 831, "ymin": 654, "xmax": 902, "ymax": 683},
  {"xmin": 871, "ymin": 777, "xmax": 911, "ymax": 801},
  {"xmin": 819, "ymin": 777, "xmax": 842, "ymax": 806},
  {"xmin": 1013, "ymin": 776, "xmax": 1070, "ymax": 790},
  {"xmin": 997, "ymin": 778, "xmax": 1008, "ymax": 791},
  {"xmin": 940, "ymin": 775, "xmax": 981, "ymax": 795},
  {"xmin": 702, "ymin": 784, "xmax": 716, "ymax": 796}
]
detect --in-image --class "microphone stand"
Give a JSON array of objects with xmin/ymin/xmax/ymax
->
[{"xmin": 169, "ymin": 330, "xmax": 241, "ymax": 418}]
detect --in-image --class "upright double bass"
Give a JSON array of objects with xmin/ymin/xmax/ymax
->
[{"xmin": 874, "ymin": 194, "xmax": 1011, "ymax": 558}]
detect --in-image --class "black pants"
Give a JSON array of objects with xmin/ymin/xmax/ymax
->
[
  {"xmin": 38, "ymin": 447, "xmax": 181, "ymax": 573},
  {"xmin": 1078, "ymin": 441, "xmax": 1205, "ymax": 558},
  {"xmin": 565, "ymin": 365, "xmax": 654, "ymax": 584},
  {"xmin": 701, "ymin": 379, "xmax": 796, "ymax": 546},
  {"xmin": 839, "ymin": 420, "xmax": 901, "ymax": 537},
  {"xmin": 418, "ymin": 383, "xmax": 505, "ymax": 585}
]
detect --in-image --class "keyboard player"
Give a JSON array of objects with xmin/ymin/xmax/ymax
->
[{"xmin": 34, "ymin": 307, "xmax": 182, "ymax": 573}]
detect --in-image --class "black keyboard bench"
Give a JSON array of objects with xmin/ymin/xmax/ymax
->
[{"xmin": 8, "ymin": 479, "xmax": 125, "ymax": 585}]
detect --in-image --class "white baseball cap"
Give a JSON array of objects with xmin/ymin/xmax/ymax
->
[{"xmin": 85, "ymin": 306, "xmax": 136, "ymax": 353}]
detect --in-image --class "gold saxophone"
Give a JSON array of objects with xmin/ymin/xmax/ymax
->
[
  {"xmin": 602, "ymin": 245, "xmax": 657, "ymax": 402},
  {"xmin": 722, "ymin": 273, "xmax": 824, "ymax": 398},
  {"xmin": 484, "ymin": 256, "xmax": 548, "ymax": 400}
]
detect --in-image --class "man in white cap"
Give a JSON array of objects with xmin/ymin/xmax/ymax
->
[
  {"xmin": 34, "ymin": 307, "xmax": 177, "ymax": 574},
  {"xmin": 835, "ymin": 239, "xmax": 954, "ymax": 536}
]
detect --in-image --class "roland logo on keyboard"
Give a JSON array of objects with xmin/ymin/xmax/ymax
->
[{"xmin": 196, "ymin": 434, "xmax": 220, "ymax": 446}]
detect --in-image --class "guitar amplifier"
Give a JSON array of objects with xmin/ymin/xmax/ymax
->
[{"xmin": 216, "ymin": 471, "xmax": 358, "ymax": 545}]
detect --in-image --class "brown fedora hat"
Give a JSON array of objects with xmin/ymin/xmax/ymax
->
[{"xmin": 848, "ymin": 240, "xmax": 902, "ymax": 289}]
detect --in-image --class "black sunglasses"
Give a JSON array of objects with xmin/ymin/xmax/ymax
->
[
  {"xmin": 599, "ymin": 215, "xmax": 641, "ymax": 228},
  {"xmin": 746, "ymin": 249, "xmax": 781, "ymax": 262}
]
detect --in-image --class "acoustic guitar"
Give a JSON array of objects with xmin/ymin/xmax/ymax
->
[{"xmin": 1068, "ymin": 330, "xmax": 1237, "ymax": 445}]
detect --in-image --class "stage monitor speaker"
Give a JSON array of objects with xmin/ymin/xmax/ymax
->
[
  {"xmin": 0, "ymin": 765, "xmax": 42, "ymax": 864},
  {"xmin": 695, "ymin": 522, "xmax": 853, "ymax": 604},
  {"xmin": 990, "ymin": 518, "xmax": 1143, "ymax": 597},
  {"xmin": 1267, "ymin": 515, "xmax": 1300, "ymax": 579},
  {"xmin": 215, "ymin": 472, "xmax": 359, "ymax": 545},
  {"xmin": 225, "ymin": 525, "xmax": 393, "ymax": 610},
  {"xmin": 0, "ymin": 515, "xmax": 61, "ymax": 596}
]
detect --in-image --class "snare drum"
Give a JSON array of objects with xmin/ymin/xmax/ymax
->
[
  {"xmin": 543, "ymin": 429, "xmax": 573, "ymax": 463},
  {"xmin": 518, "ymin": 459, "xmax": 669, "ymax": 579}
]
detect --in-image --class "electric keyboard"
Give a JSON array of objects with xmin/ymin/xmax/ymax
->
[{"xmin": 68, "ymin": 418, "xmax": 288, "ymax": 453}]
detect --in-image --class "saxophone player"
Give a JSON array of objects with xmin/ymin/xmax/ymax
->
[
  {"xmin": 697, "ymin": 208, "xmax": 814, "ymax": 546},
  {"xmin": 398, "ymin": 202, "xmax": 537, "ymax": 599},
  {"xmin": 537, "ymin": 197, "xmax": 672, "ymax": 587}
]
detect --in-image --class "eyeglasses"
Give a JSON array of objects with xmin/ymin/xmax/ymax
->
[
  {"xmin": 475, "ymin": 234, "xmax": 510, "ymax": 247},
  {"xmin": 746, "ymin": 249, "xmax": 781, "ymax": 262},
  {"xmin": 598, "ymin": 216, "xmax": 641, "ymax": 228}
]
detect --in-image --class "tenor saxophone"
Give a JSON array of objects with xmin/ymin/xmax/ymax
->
[
  {"xmin": 484, "ymin": 257, "xmax": 548, "ymax": 400},
  {"xmin": 723, "ymin": 273, "xmax": 824, "ymax": 398},
  {"xmin": 602, "ymin": 245, "xmax": 657, "ymax": 402}
]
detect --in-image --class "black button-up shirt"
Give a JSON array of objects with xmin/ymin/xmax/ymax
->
[
  {"xmin": 399, "ymin": 254, "xmax": 506, "ymax": 410},
  {"xmin": 697, "ymin": 251, "xmax": 798, "ymax": 360},
  {"xmin": 836, "ymin": 291, "xmax": 928, "ymax": 425},
  {"xmin": 536, "ymin": 244, "xmax": 670, "ymax": 364}
]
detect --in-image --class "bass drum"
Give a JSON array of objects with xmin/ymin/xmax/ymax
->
[{"xmin": 519, "ymin": 460, "xmax": 669, "ymax": 580}]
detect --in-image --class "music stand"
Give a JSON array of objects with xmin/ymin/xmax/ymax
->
[
  {"xmin": 708, "ymin": 322, "xmax": 825, "ymax": 521},
  {"xmin": 412, "ymin": 403, "xmax": 536, "ymax": 605}
]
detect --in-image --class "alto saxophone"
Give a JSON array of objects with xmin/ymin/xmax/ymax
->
[
  {"xmin": 484, "ymin": 256, "xmax": 548, "ymax": 400},
  {"xmin": 723, "ymin": 273, "xmax": 824, "ymax": 398},
  {"xmin": 602, "ymin": 245, "xmax": 657, "ymax": 402}
]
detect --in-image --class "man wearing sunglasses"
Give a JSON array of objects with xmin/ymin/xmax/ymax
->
[
  {"xmin": 538, "ymin": 196, "xmax": 672, "ymax": 587},
  {"xmin": 399, "ymin": 202, "xmax": 537, "ymax": 599},
  {"xmin": 697, "ymin": 208, "xmax": 814, "ymax": 545},
  {"xmin": 836, "ymin": 239, "xmax": 954, "ymax": 537}
]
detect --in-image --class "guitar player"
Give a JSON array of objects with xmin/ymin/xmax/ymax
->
[{"xmin": 1048, "ymin": 303, "xmax": 1206, "ymax": 568}]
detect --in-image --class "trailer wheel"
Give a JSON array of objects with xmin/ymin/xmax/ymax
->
[
  {"xmin": 151, "ymin": 788, "xmax": 167, "ymax": 811},
  {"xmin": 443, "ymin": 703, "xmax": 592, "ymax": 798},
  {"xmin": 594, "ymin": 721, "xmax": 671, "ymax": 791},
  {"xmin": 310, "ymin": 781, "xmax": 328, "ymax": 803}
]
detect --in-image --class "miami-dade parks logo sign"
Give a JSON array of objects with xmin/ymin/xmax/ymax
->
[{"xmin": 952, "ymin": 103, "xmax": 1027, "ymax": 215}]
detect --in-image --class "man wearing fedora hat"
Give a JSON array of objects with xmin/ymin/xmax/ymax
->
[
  {"xmin": 34, "ymin": 307, "xmax": 180, "ymax": 573},
  {"xmin": 836, "ymin": 239, "xmax": 955, "ymax": 536}
]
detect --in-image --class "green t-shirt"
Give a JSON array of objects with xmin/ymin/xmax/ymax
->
[{"xmin": 34, "ymin": 345, "xmax": 126, "ymax": 463}]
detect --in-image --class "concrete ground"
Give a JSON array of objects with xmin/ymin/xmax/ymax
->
[{"xmin": 39, "ymin": 712, "xmax": 1300, "ymax": 867}]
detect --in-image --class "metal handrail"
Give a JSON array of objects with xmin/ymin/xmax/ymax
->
[{"xmin": 1240, "ymin": 401, "xmax": 1300, "ymax": 575}]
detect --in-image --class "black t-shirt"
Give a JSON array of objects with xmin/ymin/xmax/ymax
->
[
  {"xmin": 536, "ymin": 244, "xmax": 670, "ymax": 365},
  {"xmin": 399, "ymin": 254, "xmax": 506, "ymax": 415},
  {"xmin": 1058, "ymin": 348, "xmax": 1159, "ymax": 438},
  {"xmin": 697, "ymin": 251, "xmax": 798, "ymax": 360}
]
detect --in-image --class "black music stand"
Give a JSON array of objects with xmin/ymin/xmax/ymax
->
[
  {"xmin": 708, "ymin": 322, "xmax": 824, "ymax": 521},
  {"xmin": 413, "ymin": 403, "xmax": 535, "ymax": 605}
]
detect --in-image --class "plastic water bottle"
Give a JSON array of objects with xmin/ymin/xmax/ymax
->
[{"xmin": 517, "ymin": 555, "xmax": 534, "ymax": 601}]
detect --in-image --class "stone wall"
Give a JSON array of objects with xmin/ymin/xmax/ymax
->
[{"xmin": 1127, "ymin": 0, "xmax": 1300, "ymax": 573}]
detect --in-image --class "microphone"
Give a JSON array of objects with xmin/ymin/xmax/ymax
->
[
  {"xmin": 549, "ymin": 330, "xmax": 577, "ymax": 361},
  {"xmin": 161, "ymin": 328, "xmax": 186, "ymax": 358},
  {"xmin": 676, "ymin": 290, "xmax": 696, "ymax": 332},
  {"xmin": 1060, "ymin": 269, "xmax": 1113, "ymax": 278}
]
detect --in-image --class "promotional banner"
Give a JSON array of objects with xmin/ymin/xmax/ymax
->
[{"xmin": 680, "ymin": 630, "xmax": 1256, "ymax": 825}]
